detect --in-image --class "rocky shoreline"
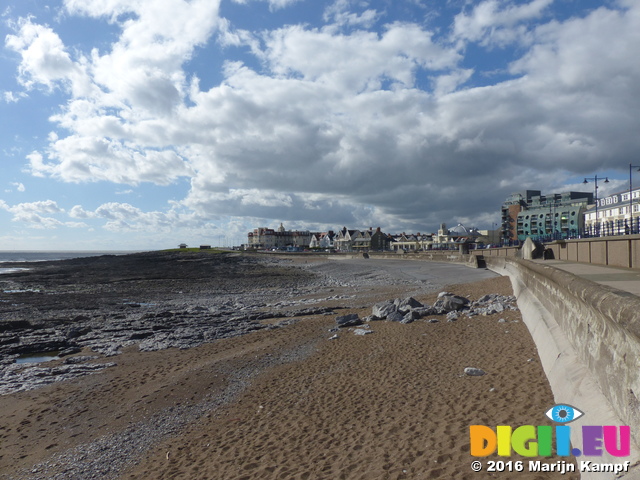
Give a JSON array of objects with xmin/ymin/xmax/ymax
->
[
  {"xmin": 0, "ymin": 252, "xmax": 338, "ymax": 394},
  {"xmin": 0, "ymin": 252, "xmax": 508, "ymax": 396}
]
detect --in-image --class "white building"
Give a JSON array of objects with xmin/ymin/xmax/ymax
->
[
  {"xmin": 247, "ymin": 223, "xmax": 315, "ymax": 249},
  {"xmin": 583, "ymin": 188, "xmax": 640, "ymax": 236},
  {"xmin": 309, "ymin": 231, "xmax": 335, "ymax": 249}
]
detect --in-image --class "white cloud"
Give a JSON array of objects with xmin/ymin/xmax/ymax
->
[
  {"xmin": 35, "ymin": 135, "xmax": 193, "ymax": 185},
  {"xmin": 230, "ymin": 0, "xmax": 303, "ymax": 11},
  {"xmin": 5, "ymin": 1, "xmax": 640, "ymax": 237},
  {"xmin": 431, "ymin": 68, "xmax": 474, "ymax": 95},
  {"xmin": 323, "ymin": 0, "xmax": 379, "ymax": 29},
  {"xmin": 262, "ymin": 22, "xmax": 460, "ymax": 91},
  {"xmin": 3, "ymin": 91, "xmax": 27, "ymax": 103},
  {"xmin": 69, "ymin": 205, "xmax": 94, "ymax": 219},
  {"xmin": 452, "ymin": 0, "xmax": 554, "ymax": 46},
  {"xmin": 5, "ymin": 18, "xmax": 91, "ymax": 96},
  {"xmin": 0, "ymin": 199, "xmax": 66, "ymax": 229}
]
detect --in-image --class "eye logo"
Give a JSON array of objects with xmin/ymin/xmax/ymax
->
[{"xmin": 545, "ymin": 404, "xmax": 584, "ymax": 423}]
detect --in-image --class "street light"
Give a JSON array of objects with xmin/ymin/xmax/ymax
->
[
  {"xmin": 583, "ymin": 175, "xmax": 609, "ymax": 237},
  {"xmin": 630, "ymin": 164, "xmax": 640, "ymax": 234}
]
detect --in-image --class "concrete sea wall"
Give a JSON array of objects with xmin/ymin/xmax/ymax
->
[
  {"xmin": 485, "ymin": 256, "xmax": 640, "ymax": 479},
  {"xmin": 472, "ymin": 235, "xmax": 640, "ymax": 269},
  {"xmin": 544, "ymin": 235, "xmax": 640, "ymax": 269}
]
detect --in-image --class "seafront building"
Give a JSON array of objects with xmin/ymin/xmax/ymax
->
[
  {"xmin": 334, "ymin": 227, "xmax": 391, "ymax": 251},
  {"xmin": 247, "ymin": 224, "xmax": 317, "ymax": 250},
  {"xmin": 309, "ymin": 231, "xmax": 335, "ymax": 249},
  {"xmin": 246, "ymin": 224, "xmax": 493, "ymax": 251},
  {"xmin": 248, "ymin": 183, "xmax": 640, "ymax": 252},
  {"xmin": 388, "ymin": 232, "xmax": 432, "ymax": 251},
  {"xmin": 584, "ymin": 187, "xmax": 640, "ymax": 236},
  {"xmin": 501, "ymin": 190, "xmax": 594, "ymax": 243}
]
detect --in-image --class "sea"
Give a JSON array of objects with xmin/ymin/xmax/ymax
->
[{"xmin": 0, "ymin": 251, "xmax": 141, "ymax": 274}]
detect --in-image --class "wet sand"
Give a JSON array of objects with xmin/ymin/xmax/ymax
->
[{"xmin": 0, "ymin": 254, "xmax": 576, "ymax": 479}]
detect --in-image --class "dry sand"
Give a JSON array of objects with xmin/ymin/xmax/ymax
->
[{"xmin": 0, "ymin": 261, "xmax": 577, "ymax": 480}]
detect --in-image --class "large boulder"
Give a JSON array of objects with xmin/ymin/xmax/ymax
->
[
  {"xmin": 335, "ymin": 313, "xmax": 363, "ymax": 328},
  {"xmin": 394, "ymin": 297, "xmax": 423, "ymax": 313},
  {"xmin": 386, "ymin": 311, "xmax": 405, "ymax": 322},
  {"xmin": 435, "ymin": 293, "xmax": 470, "ymax": 312},
  {"xmin": 412, "ymin": 306, "xmax": 437, "ymax": 318},
  {"xmin": 400, "ymin": 311, "xmax": 420, "ymax": 324},
  {"xmin": 372, "ymin": 301, "xmax": 397, "ymax": 319}
]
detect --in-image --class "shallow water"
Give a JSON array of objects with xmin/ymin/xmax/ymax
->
[{"xmin": 15, "ymin": 351, "xmax": 60, "ymax": 364}]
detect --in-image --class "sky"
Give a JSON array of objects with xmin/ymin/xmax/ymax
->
[{"xmin": 1, "ymin": 0, "xmax": 639, "ymax": 250}]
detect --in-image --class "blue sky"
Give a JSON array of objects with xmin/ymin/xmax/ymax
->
[{"xmin": 1, "ymin": 0, "xmax": 639, "ymax": 250}]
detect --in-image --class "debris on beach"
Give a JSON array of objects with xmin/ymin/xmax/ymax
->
[{"xmin": 367, "ymin": 293, "xmax": 518, "ymax": 323}]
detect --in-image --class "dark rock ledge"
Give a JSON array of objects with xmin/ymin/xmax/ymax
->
[{"xmin": 0, "ymin": 251, "xmax": 334, "ymax": 395}]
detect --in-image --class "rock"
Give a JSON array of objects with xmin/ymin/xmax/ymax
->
[
  {"xmin": 58, "ymin": 346, "xmax": 82, "ymax": 357},
  {"xmin": 394, "ymin": 297, "xmax": 423, "ymax": 313},
  {"xmin": 0, "ymin": 362, "xmax": 116, "ymax": 395},
  {"xmin": 328, "ymin": 334, "xmax": 339, "ymax": 340},
  {"xmin": 66, "ymin": 326, "xmax": 92, "ymax": 339},
  {"xmin": 372, "ymin": 301, "xmax": 397, "ymax": 319},
  {"xmin": 335, "ymin": 313, "xmax": 362, "ymax": 328},
  {"xmin": 353, "ymin": 328, "xmax": 373, "ymax": 335},
  {"xmin": 63, "ymin": 355, "xmax": 99, "ymax": 364},
  {"xmin": 401, "ymin": 311, "xmax": 420, "ymax": 324},
  {"xmin": 427, "ymin": 318, "xmax": 439, "ymax": 323},
  {"xmin": 386, "ymin": 311, "xmax": 405, "ymax": 322},
  {"xmin": 411, "ymin": 306, "xmax": 437, "ymax": 318},
  {"xmin": 446, "ymin": 311, "xmax": 459, "ymax": 321},
  {"xmin": 435, "ymin": 293, "xmax": 470, "ymax": 312},
  {"xmin": 464, "ymin": 367, "xmax": 486, "ymax": 376},
  {"xmin": 477, "ymin": 294, "xmax": 494, "ymax": 303}
]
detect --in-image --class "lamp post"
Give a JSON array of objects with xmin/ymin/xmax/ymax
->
[
  {"xmin": 630, "ymin": 164, "xmax": 640, "ymax": 234},
  {"xmin": 583, "ymin": 175, "xmax": 609, "ymax": 237}
]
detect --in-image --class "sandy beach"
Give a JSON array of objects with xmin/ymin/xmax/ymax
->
[{"xmin": 0, "ymin": 253, "xmax": 577, "ymax": 479}]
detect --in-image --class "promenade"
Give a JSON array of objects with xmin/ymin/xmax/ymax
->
[{"xmin": 532, "ymin": 259, "xmax": 640, "ymax": 296}]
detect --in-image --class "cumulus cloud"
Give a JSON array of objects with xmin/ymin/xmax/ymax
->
[
  {"xmin": 3, "ymin": 90, "xmax": 27, "ymax": 103},
  {"xmin": 5, "ymin": 18, "xmax": 91, "ymax": 96},
  {"xmin": 230, "ymin": 0, "xmax": 303, "ymax": 11},
  {"xmin": 0, "ymin": 199, "xmax": 68, "ymax": 229},
  {"xmin": 5, "ymin": 1, "xmax": 640, "ymax": 236},
  {"xmin": 323, "ymin": 0, "xmax": 379, "ymax": 29},
  {"xmin": 452, "ymin": 0, "xmax": 554, "ymax": 47}
]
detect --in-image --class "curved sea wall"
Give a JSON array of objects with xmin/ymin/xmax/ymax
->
[{"xmin": 485, "ymin": 256, "xmax": 640, "ymax": 478}]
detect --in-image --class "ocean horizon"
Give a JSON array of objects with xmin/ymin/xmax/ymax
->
[{"xmin": 0, "ymin": 250, "xmax": 143, "ymax": 273}]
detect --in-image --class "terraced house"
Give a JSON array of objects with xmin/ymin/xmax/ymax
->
[{"xmin": 334, "ymin": 227, "xmax": 390, "ymax": 252}]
